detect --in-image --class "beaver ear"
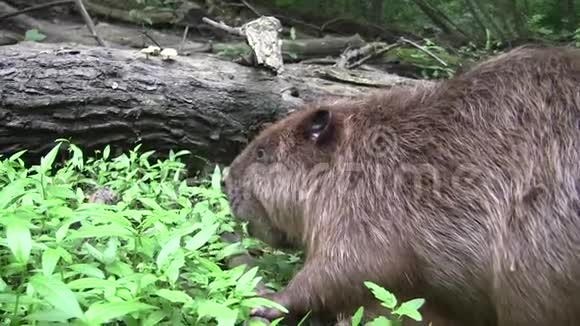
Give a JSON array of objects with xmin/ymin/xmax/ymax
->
[{"xmin": 304, "ymin": 109, "xmax": 333, "ymax": 143}]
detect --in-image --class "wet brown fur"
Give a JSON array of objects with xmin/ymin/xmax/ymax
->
[{"xmin": 223, "ymin": 45, "xmax": 580, "ymax": 325}]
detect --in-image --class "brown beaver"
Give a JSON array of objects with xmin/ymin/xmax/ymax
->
[{"xmin": 222, "ymin": 45, "xmax": 580, "ymax": 326}]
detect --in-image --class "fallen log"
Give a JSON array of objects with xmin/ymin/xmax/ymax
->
[{"xmin": 0, "ymin": 42, "xmax": 429, "ymax": 169}]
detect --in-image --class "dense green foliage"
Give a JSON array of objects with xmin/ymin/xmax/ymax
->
[
  {"xmin": 0, "ymin": 142, "xmax": 424, "ymax": 325},
  {"xmin": 265, "ymin": 0, "xmax": 580, "ymax": 46}
]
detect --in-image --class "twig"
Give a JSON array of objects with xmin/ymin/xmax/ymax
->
[
  {"xmin": 141, "ymin": 30, "xmax": 162, "ymax": 48},
  {"xmin": 202, "ymin": 17, "xmax": 244, "ymax": 37},
  {"xmin": 300, "ymin": 58, "xmax": 337, "ymax": 65},
  {"xmin": 346, "ymin": 41, "xmax": 403, "ymax": 69},
  {"xmin": 0, "ymin": 0, "xmax": 74, "ymax": 22},
  {"xmin": 73, "ymin": 0, "xmax": 106, "ymax": 47},
  {"xmin": 241, "ymin": 0, "xmax": 261, "ymax": 17},
  {"xmin": 179, "ymin": 25, "xmax": 189, "ymax": 53},
  {"xmin": 320, "ymin": 17, "xmax": 341, "ymax": 31},
  {"xmin": 399, "ymin": 37, "xmax": 448, "ymax": 67},
  {"xmin": 273, "ymin": 15, "xmax": 321, "ymax": 35}
]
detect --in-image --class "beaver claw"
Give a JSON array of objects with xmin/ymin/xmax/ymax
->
[
  {"xmin": 249, "ymin": 292, "xmax": 289, "ymax": 321},
  {"xmin": 250, "ymin": 306, "xmax": 285, "ymax": 320}
]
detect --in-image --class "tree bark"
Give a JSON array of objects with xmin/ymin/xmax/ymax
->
[
  {"xmin": 565, "ymin": 0, "xmax": 576, "ymax": 31},
  {"xmin": 465, "ymin": 0, "xmax": 508, "ymax": 43},
  {"xmin": 212, "ymin": 35, "xmax": 366, "ymax": 63},
  {"xmin": 368, "ymin": 0, "xmax": 384, "ymax": 24},
  {"xmin": 0, "ymin": 42, "xmax": 427, "ymax": 168},
  {"xmin": 411, "ymin": 0, "xmax": 471, "ymax": 44}
]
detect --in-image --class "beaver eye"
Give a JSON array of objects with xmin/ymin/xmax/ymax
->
[{"xmin": 256, "ymin": 147, "xmax": 266, "ymax": 160}]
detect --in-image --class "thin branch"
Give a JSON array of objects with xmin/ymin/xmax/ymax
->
[
  {"xmin": 320, "ymin": 17, "xmax": 341, "ymax": 31},
  {"xmin": 273, "ymin": 15, "xmax": 322, "ymax": 35},
  {"xmin": 300, "ymin": 58, "xmax": 337, "ymax": 65},
  {"xmin": 73, "ymin": 0, "xmax": 106, "ymax": 47},
  {"xmin": 141, "ymin": 30, "xmax": 162, "ymax": 48},
  {"xmin": 346, "ymin": 42, "xmax": 403, "ymax": 69},
  {"xmin": 399, "ymin": 37, "xmax": 448, "ymax": 67},
  {"xmin": 241, "ymin": 0, "xmax": 261, "ymax": 17},
  {"xmin": 0, "ymin": 0, "xmax": 74, "ymax": 22},
  {"xmin": 179, "ymin": 25, "xmax": 190, "ymax": 54},
  {"xmin": 202, "ymin": 17, "xmax": 244, "ymax": 37}
]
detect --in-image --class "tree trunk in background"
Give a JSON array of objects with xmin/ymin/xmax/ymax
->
[
  {"xmin": 510, "ymin": 0, "xmax": 527, "ymax": 38},
  {"xmin": 565, "ymin": 0, "xmax": 576, "ymax": 31},
  {"xmin": 411, "ymin": 0, "xmax": 471, "ymax": 44},
  {"xmin": 464, "ymin": 0, "xmax": 490, "ymax": 41},
  {"xmin": 369, "ymin": 0, "xmax": 384, "ymax": 24},
  {"xmin": 465, "ymin": 0, "xmax": 509, "ymax": 43},
  {"xmin": 496, "ymin": 0, "xmax": 517, "ymax": 40}
]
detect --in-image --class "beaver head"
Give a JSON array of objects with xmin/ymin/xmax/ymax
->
[{"xmin": 222, "ymin": 105, "xmax": 346, "ymax": 250}]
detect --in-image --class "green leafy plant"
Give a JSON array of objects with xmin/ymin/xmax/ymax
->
[
  {"xmin": 0, "ymin": 141, "xmax": 285, "ymax": 325},
  {"xmin": 24, "ymin": 29, "xmax": 46, "ymax": 42},
  {"xmin": 573, "ymin": 27, "xmax": 580, "ymax": 47},
  {"xmin": 349, "ymin": 282, "xmax": 426, "ymax": 326}
]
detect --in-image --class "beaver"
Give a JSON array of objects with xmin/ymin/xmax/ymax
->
[{"xmin": 222, "ymin": 45, "xmax": 580, "ymax": 326}]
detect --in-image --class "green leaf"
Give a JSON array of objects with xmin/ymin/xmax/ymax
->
[
  {"xmin": 217, "ymin": 308, "xmax": 240, "ymax": 326},
  {"xmin": 0, "ymin": 293, "xmax": 41, "ymax": 305},
  {"xmin": 393, "ymin": 298, "xmax": 425, "ymax": 321},
  {"xmin": 351, "ymin": 306, "xmax": 364, "ymax": 326},
  {"xmin": 297, "ymin": 310, "xmax": 312, "ymax": 326},
  {"xmin": 26, "ymin": 308, "xmax": 75, "ymax": 322},
  {"xmin": 68, "ymin": 143, "xmax": 84, "ymax": 170},
  {"xmin": 6, "ymin": 217, "xmax": 32, "ymax": 264},
  {"xmin": 82, "ymin": 242, "xmax": 104, "ymax": 263},
  {"xmin": 69, "ymin": 264, "xmax": 106, "ymax": 279},
  {"xmin": 102, "ymin": 238, "xmax": 119, "ymax": 265},
  {"xmin": 154, "ymin": 289, "xmax": 193, "ymax": 304},
  {"xmin": 137, "ymin": 274, "xmax": 158, "ymax": 289},
  {"xmin": 40, "ymin": 142, "xmax": 62, "ymax": 173},
  {"xmin": 197, "ymin": 301, "xmax": 238, "ymax": 326},
  {"xmin": 197, "ymin": 256, "xmax": 223, "ymax": 274},
  {"xmin": 41, "ymin": 248, "xmax": 61, "ymax": 276},
  {"xmin": 55, "ymin": 223, "xmax": 71, "ymax": 243},
  {"xmin": 364, "ymin": 281, "xmax": 397, "ymax": 309},
  {"xmin": 247, "ymin": 319, "xmax": 270, "ymax": 326},
  {"xmin": 164, "ymin": 250, "xmax": 185, "ymax": 285},
  {"xmin": 216, "ymin": 242, "xmax": 246, "ymax": 261},
  {"xmin": 289, "ymin": 26, "xmax": 296, "ymax": 40},
  {"xmin": 156, "ymin": 235, "xmax": 181, "ymax": 269},
  {"xmin": 9, "ymin": 149, "xmax": 27, "ymax": 162},
  {"xmin": 25, "ymin": 28, "xmax": 47, "ymax": 42},
  {"xmin": 185, "ymin": 223, "xmax": 219, "ymax": 251},
  {"xmin": 211, "ymin": 165, "xmax": 222, "ymax": 192},
  {"xmin": 103, "ymin": 145, "xmax": 110, "ymax": 160},
  {"xmin": 45, "ymin": 185, "xmax": 77, "ymax": 200},
  {"xmin": 197, "ymin": 301, "xmax": 227, "ymax": 317},
  {"xmin": 69, "ymin": 225, "xmax": 134, "ymax": 239},
  {"xmin": 105, "ymin": 261, "xmax": 134, "ymax": 277},
  {"xmin": 269, "ymin": 317, "xmax": 285, "ymax": 326},
  {"xmin": 84, "ymin": 301, "xmax": 156, "ymax": 325},
  {"xmin": 0, "ymin": 277, "xmax": 6, "ymax": 291},
  {"xmin": 366, "ymin": 316, "xmax": 393, "ymax": 326},
  {"xmin": 143, "ymin": 310, "xmax": 168, "ymax": 326},
  {"xmin": 67, "ymin": 278, "xmax": 118, "ymax": 290},
  {"xmin": 29, "ymin": 275, "xmax": 84, "ymax": 320},
  {"xmin": 138, "ymin": 197, "xmax": 164, "ymax": 211},
  {"xmin": 235, "ymin": 266, "xmax": 261, "ymax": 294},
  {"xmin": 0, "ymin": 179, "xmax": 31, "ymax": 209}
]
